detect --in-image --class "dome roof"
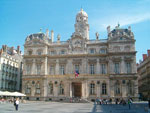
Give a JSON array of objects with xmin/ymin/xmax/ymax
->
[{"xmin": 76, "ymin": 8, "xmax": 88, "ymax": 17}]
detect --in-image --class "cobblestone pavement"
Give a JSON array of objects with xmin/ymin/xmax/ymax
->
[{"xmin": 0, "ymin": 101, "xmax": 149, "ymax": 113}]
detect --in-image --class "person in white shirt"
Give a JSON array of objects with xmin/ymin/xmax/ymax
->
[{"xmin": 15, "ymin": 98, "xmax": 19, "ymax": 111}]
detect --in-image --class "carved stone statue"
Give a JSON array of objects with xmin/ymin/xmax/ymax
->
[{"xmin": 95, "ymin": 32, "xmax": 99, "ymax": 40}]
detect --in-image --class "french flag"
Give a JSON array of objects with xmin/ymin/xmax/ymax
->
[{"xmin": 75, "ymin": 70, "xmax": 79, "ymax": 78}]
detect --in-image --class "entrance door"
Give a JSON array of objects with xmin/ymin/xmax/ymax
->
[{"xmin": 72, "ymin": 82, "xmax": 82, "ymax": 97}]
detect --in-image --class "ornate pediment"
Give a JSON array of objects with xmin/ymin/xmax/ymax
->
[
  {"xmin": 124, "ymin": 56, "xmax": 133, "ymax": 62},
  {"xmin": 35, "ymin": 59, "xmax": 44, "ymax": 64},
  {"xmin": 48, "ymin": 59, "xmax": 56, "ymax": 64},
  {"xmin": 88, "ymin": 59, "xmax": 97, "ymax": 64},
  {"xmin": 72, "ymin": 59, "xmax": 82, "ymax": 64},
  {"xmin": 99, "ymin": 57, "xmax": 108, "ymax": 63},
  {"xmin": 25, "ymin": 59, "xmax": 33, "ymax": 64},
  {"xmin": 111, "ymin": 56, "xmax": 122, "ymax": 62},
  {"xmin": 59, "ymin": 59, "xmax": 67, "ymax": 64}
]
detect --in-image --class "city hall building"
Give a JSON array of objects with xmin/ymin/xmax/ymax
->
[{"xmin": 22, "ymin": 9, "xmax": 138, "ymax": 101}]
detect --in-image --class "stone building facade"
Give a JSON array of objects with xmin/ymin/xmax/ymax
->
[
  {"xmin": 22, "ymin": 9, "xmax": 138, "ymax": 101},
  {"xmin": 0, "ymin": 45, "xmax": 23, "ymax": 91},
  {"xmin": 137, "ymin": 50, "xmax": 150, "ymax": 100}
]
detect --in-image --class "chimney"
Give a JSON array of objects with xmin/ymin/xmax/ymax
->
[
  {"xmin": 147, "ymin": 50, "xmax": 150, "ymax": 57},
  {"xmin": 46, "ymin": 29, "xmax": 49, "ymax": 38},
  {"xmin": 11, "ymin": 46, "xmax": 14, "ymax": 55},
  {"xmin": 17, "ymin": 46, "xmax": 20, "ymax": 54},
  {"xmin": 51, "ymin": 30, "xmax": 54, "ymax": 42},
  {"xmin": 143, "ymin": 54, "xmax": 147, "ymax": 61}
]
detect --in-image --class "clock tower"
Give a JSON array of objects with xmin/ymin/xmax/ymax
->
[{"xmin": 74, "ymin": 9, "xmax": 89, "ymax": 40}]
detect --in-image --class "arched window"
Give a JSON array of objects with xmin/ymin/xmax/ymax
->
[
  {"xmin": 48, "ymin": 82, "xmax": 53, "ymax": 95},
  {"xmin": 90, "ymin": 83, "xmax": 95, "ymax": 95},
  {"xmin": 102, "ymin": 83, "xmax": 107, "ymax": 95},
  {"xmin": 36, "ymin": 64, "xmax": 41, "ymax": 75},
  {"xmin": 35, "ymin": 82, "xmax": 40, "ymax": 94},
  {"xmin": 37, "ymin": 49, "xmax": 43, "ymax": 55},
  {"xmin": 127, "ymin": 81, "xmax": 133, "ymax": 95},
  {"xmin": 26, "ymin": 64, "xmax": 32, "ymax": 74},
  {"xmin": 60, "ymin": 50, "xmax": 65, "ymax": 55},
  {"xmin": 28, "ymin": 50, "xmax": 33, "ymax": 55},
  {"xmin": 25, "ymin": 83, "xmax": 31, "ymax": 94},
  {"xmin": 115, "ymin": 81, "xmax": 121, "ymax": 95},
  {"xmin": 59, "ymin": 82, "xmax": 64, "ymax": 95}
]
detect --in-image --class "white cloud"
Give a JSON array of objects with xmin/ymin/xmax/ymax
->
[{"xmin": 90, "ymin": 13, "xmax": 150, "ymax": 32}]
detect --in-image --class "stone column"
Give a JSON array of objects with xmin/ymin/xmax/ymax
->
[
  {"xmin": 107, "ymin": 80, "xmax": 110, "ymax": 97},
  {"xmin": 69, "ymin": 82, "xmax": 72, "ymax": 97},
  {"xmin": 86, "ymin": 81, "xmax": 89, "ymax": 98},
  {"xmin": 43, "ymin": 78, "xmax": 48, "ymax": 100},
  {"xmin": 32, "ymin": 59, "xmax": 36, "ymax": 74},
  {"xmin": 44, "ymin": 57, "xmax": 48, "ymax": 75},
  {"xmin": 54, "ymin": 82, "xmax": 58, "ymax": 97},
  {"xmin": 97, "ymin": 83, "xmax": 100, "ymax": 97},
  {"xmin": 122, "ymin": 82, "xmax": 127, "ymax": 98},
  {"xmin": 96, "ymin": 59, "xmax": 100, "ymax": 74},
  {"xmin": 110, "ymin": 80, "xmax": 114, "ymax": 98},
  {"xmin": 134, "ymin": 80, "xmax": 139, "ymax": 100},
  {"xmin": 55, "ymin": 59, "xmax": 59, "ymax": 75},
  {"xmin": 121, "ymin": 59, "xmax": 124, "ymax": 73}
]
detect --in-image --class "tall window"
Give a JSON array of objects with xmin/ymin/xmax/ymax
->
[
  {"xmin": 35, "ymin": 83, "xmax": 40, "ymax": 94},
  {"xmin": 101, "ymin": 64, "xmax": 106, "ymax": 74},
  {"xmin": 37, "ymin": 50, "xmax": 42, "ymax": 55},
  {"xmin": 48, "ymin": 82, "xmax": 53, "ymax": 95},
  {"xmin": 49, "ymin": 65, "xmax": 55, "ymax": 75},
  {"xmin": 114, "ymin": 63, "xmax": 120, "ymax": 74},
  {"xmin": 128, "ymin": 81, "xmax": 133, "ymax": 95},
  {"xmin": 102, "ymin": 83, "xmax": 107, "ymax": 95},
  {"xmin": 37, "ymin": 64, "xmax": 41, "ymax": 75},
  {"xmin": 90, "ymin": 49, "xmax": 95, "ymax": 54},
  {"xmin": 100, "ymin": 49, "xmax": 106, "ymax": 54},
  {"xmin": 115, "ymin": 81, "xmax": 121, "ymax": 95},
  {"xmin": 25, "ymin": 83, "xmax": 31, "ymax": 94},
  {"xmin": 126, "ymin": 62, "xmax": 131, "ymax": 73},
  {"xmin": 26, "ymin": 64, "xmax": 31, "ymax": 74},
  {"xmin": 90, "ymin": 83, "xmax": 95, "ymax": 95},
  {"xmin": 59, "ymin": 83, "xmax": 64, "ymax": 95},
  {"xmin": 28, "ymin": 50, "xmax": 32, "ymax": 55},
  {"xmin": 60, "ymin": 50, "xmax": 65, "ymax": 55},
  {"xmin": 75, "ymin": 64, "xmax": 79, "ymax": 73},
  {"xmin": 90, "ymin": 64, "xmax": 95, "ymax": 74},
  {"xmin": 60, "ymin": 65, "xmax": 65, "ymax": 75}
]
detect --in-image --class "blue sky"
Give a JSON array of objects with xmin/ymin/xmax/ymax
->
[{"xmin": 0, "ymin": 0, "xmax": 150, "ymax": 62}]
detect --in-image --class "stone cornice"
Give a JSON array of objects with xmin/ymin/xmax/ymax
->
[{"xmin": 108, "ymin": 51, "xmax": 136, "ymax": 56}]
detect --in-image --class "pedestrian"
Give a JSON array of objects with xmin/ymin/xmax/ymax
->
[
  {"xmin": 128, "ymin": 98, "xmax": 132, "ymax": 109},
  {"xmin": 13, "ymin": 98, "xmax": 16, "ymax": 107},
  {"xmin": 15, "ymin": 98, "xmax": 19, "ymax": 111}
]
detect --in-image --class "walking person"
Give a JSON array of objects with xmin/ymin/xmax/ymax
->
[
  {"xmin": 15, "ymin": 98, "xmax": 19, "ymax": 111},
  {"xmin": 128, "ymin": 98, "xmax": 132, "ymax": 110}
]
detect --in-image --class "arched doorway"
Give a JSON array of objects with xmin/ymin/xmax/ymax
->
[{"xmin": 72, "ymin": 82, "xmax": 82, "ymax": 98}]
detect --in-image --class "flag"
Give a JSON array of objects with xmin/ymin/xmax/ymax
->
[{"xmin": 75, "ymin": 70, "xmax": 79, "ymax": 78}]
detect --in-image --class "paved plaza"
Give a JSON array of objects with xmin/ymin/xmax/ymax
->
[{"xmin": 0, "ymin": 101, "xmax": 149, "ymax": 113}]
